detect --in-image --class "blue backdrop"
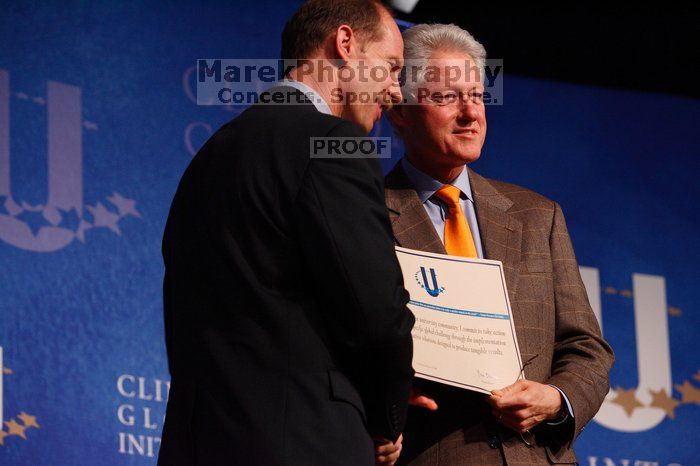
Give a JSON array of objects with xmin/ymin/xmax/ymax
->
[{"xmin": 1, "ymin": 1, "xmax": 698, "ymax": 465}]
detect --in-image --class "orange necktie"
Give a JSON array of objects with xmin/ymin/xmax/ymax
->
[{"xmin": 434, "ymin": 185, "xmax": 478, "ymax": 258}]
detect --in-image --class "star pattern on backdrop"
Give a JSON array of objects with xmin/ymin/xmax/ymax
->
[
  {"xmin": 107, "ymin": 192, "xmax": 141, "ymax": 218},
  {"xmin": 86, "ymin": 202, "xmax": 121, "ymax": 235},
  {"xmin": 648, "ymin": 389, "xmax": 680, "ymax": 419},
  {"xmin": 75, "ymin": 220, "xmax": 93, "ymax": 243},
  {"xmin": 675, "ymin": 380, "xmax": 700, "ymax": 405},
  {"xmin": 42, "ymin": 206, "xmax": 62, "ymax": 226},
  {"xmin": 57, "ymin": 208, "xmax": 81, "ymax": 231},
  {"xmin": 0, "ymin": 361, "xmax": 41, "ymax": 447},
  {"xmin": 603, "ymin": 286, "xmax": 633, "ymax": 298},
  {"xmin": 15, "ymin": 209, "xmax": 49, "ymax": 236},
  {"xmin": 610, "ymin": 386, "xmax": 644, "ymax": 417},
  {"xmin": 4, "ymin": 419, "xmax": 27, "ymax": 440},
  {"xmin": 1, "ymin": 192, "xmax": 141, "ymax": 243},
  {"xmin": 0, "ymin": 412, "xmax": 40, "ymax": 446},
  {"xmin": 17, "ymin": 412, "xmax": 40, "ymax": 429}
]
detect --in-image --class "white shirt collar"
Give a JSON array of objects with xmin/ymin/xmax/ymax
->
[{"xmin": 278, "ymin": 80, "xmax": 332, "ymax": 115}]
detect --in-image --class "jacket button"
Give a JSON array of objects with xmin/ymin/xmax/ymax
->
[{"xmin": 488, "ymin": 435, "xmax": 500, "ymax": 449}]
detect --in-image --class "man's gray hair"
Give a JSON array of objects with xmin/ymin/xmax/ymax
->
[{"xmin": 401, "ymin": 23, "xmax": 487, "ymax": 100}]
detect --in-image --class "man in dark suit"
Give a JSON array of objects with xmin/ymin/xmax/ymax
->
[
  {"xmin": 385, "ymin": 24, "xmax": 614, "ymax": 465},
  {"xmin": 159, "ymin": 1, "xmax": 414, "ymax": 465}
]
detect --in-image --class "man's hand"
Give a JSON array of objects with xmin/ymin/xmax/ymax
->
[
  {"xmin": 409, "ymin": 387, "xmax": 438, "ymax": 411},
  {"xmin": 486, "ymin": 380, "xmax": 563, "ymax": 433},
  {"xmin": 374, "ymin": 434, "xmax": 403, "ymax": 466},
  {"xmin": 372, "ymin": 388, "xmax": 437, "ymax": 465}
]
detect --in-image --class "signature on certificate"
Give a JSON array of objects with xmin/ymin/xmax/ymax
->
[{"xmin": 477, "ymin": 369, "xmax": 502, "ymax": 384}]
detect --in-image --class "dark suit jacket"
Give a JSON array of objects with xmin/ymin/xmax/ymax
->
[
  {"xmin": 159, "ymin": 88, "xmax": 415, "ymax": 466},
  {"xmin": 385, "ymin": 162, "xmax": 614, "ymax": 466}
]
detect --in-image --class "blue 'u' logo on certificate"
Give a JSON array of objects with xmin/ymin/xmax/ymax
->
[{"xmin": 416, "ymin": 266, "xmax": 444, "ymax": 297}]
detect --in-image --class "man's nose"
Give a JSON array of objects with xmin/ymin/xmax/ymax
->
[
  {"xmin": 458, "ymin": 96, "xmax": 479, "ymax": 118},
  {"xmin": 388, "ymin": 79, "xmax": 403, "ymax": 106},
  {"xmin": 380, "ymin": 79, "xmax": 402, "ymax": 110}
]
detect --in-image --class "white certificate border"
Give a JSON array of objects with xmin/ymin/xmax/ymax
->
[{"xmin": 396, "ymin": 247, "xmax": 524, "ymax": 393}]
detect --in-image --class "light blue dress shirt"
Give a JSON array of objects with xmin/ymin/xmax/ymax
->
[
  {"xmin": 400, "ymin": 156, "xmax": 573, "ymax": 424},
  {"xmin": 401, "ymin": 157, "xmax": 485, "ymax": 258}
]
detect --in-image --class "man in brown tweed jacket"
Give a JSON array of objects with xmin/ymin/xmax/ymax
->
[{"xmin": 386, "ymin": 24, "xmax": 614, "ymax": 465}]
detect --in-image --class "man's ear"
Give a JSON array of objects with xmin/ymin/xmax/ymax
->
[{"xmin": 334, "ymin": 25, "xmax": 355, "ymax": 61}]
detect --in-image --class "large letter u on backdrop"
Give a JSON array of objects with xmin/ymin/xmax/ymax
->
[
  {"xmin": 580, "ymin": 267, "xmax": 672, "ymax": 433},
  {"xmin": 0, "ymin": 69, "xmax": 83, "ymax": 252}
]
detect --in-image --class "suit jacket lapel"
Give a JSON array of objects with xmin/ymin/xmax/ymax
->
[
  {"xmin": 384, "ymin": 163, "xmax": 446, "ymax": 254},
  {"xmin": 469, "ymin": 169, "xmax": 523, "ymax": 303}
]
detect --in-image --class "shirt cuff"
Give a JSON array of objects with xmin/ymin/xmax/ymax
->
[{"xmin": 547, "ymin": 385, "xmax": 574, "ymax": 425}]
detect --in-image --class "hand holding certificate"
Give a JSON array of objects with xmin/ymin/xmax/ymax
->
[{"xmin": 395, "ymin": 246, "xmax": 524, "ymax": 395}]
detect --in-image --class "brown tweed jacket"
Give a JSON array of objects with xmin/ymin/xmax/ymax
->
[{"xmin": 385, "ymin": 163, "xmax": 614, "ymax": 466}]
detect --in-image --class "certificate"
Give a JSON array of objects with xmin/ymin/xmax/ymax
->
[{"xmin": 395, "ymin": 246, "xmax": 523, "ymax": 394}]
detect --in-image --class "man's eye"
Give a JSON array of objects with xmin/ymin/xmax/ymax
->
[{"xmin": 432, "ymin": 92, "xmax": 457, "ymax": 104}]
